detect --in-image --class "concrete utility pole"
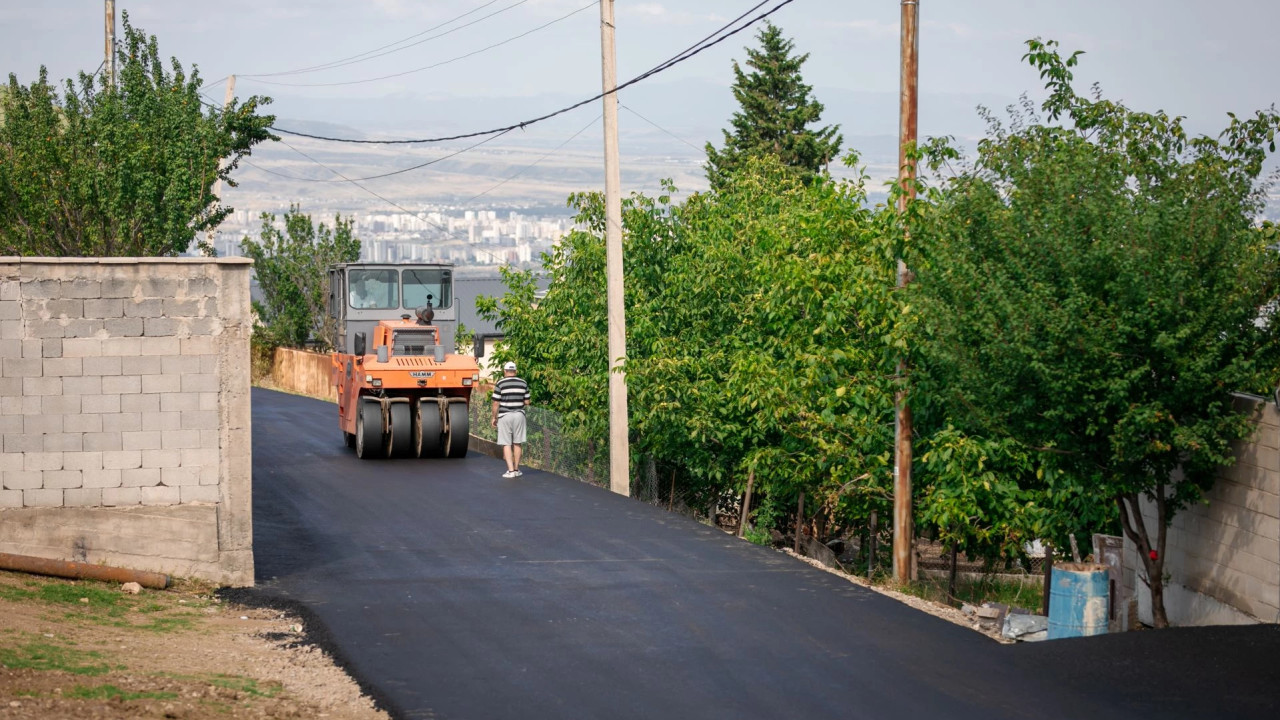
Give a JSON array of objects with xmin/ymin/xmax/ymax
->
[
  {"xmin": 104, "ymin": 0, "xmax": 116, "ymax": 87},
  {"xmin": 599, "ymin": 0, "xmax": 631, "ymax": 496},
  {"xmin": 205, "ymin": 75, "xmax": 237, "ymax": 256},
  {"xmin": 893, "ymin": 0, "xmax": 919, "ymax": 585}
]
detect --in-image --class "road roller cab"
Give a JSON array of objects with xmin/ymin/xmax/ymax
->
[{"xmin": 328, "ymin": 263, "xmax": 479, "ymax": 459}]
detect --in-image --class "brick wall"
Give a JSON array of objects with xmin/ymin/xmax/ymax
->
[
  {"xmin": 1124, "ymin": 394, "xmax": 1280, "ymax": 625},
  {"xmin": 0, "ymin": 258, "xmax": 252, "ymax": 585}
]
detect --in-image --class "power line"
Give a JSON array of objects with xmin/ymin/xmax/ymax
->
[
  {"xmin": 620, "ymin": 103, "xmax": 703, "ymax": 152},
  {"xmin": 243, "ymin": 0, "xmax": 512, "ymax": 79},
  {"xmin": 242, "ymin": 111, "xmax": 600, "ymax": 199},
  {"xmin": 243, "ymin": 1, "xmax": 593, "ymax": 88},
  {"xmin": 244, "ymin": 0, "xmax": 509, "ymax": 78},
  {"xmin": 264, "ymin": 138, "xmax": 513, "ymax": 266},
  {"xmin": 196, "ymin": 92, "xmax": 516, "ymax": 183},
  {"xmin": 269, "ymin": 0, "xmax": 793, "ymax": 145},
  {"xmin": 242, "ymin": 130, "xmax": 514, "ymax": 183},
  {"xmin": 460, "ymin": 113, "xmax": 601, "ymax": 206}
]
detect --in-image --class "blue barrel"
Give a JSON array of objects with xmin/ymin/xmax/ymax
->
[{"xmin": 1047, "ymin": 563, "xmax": 1110, "ymax": 639}]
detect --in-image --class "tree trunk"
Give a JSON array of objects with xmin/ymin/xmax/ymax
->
[
  {"xmin": 794, "ymin": 492, "xmax": 805, "ymax": 554},
  {"xmin": 868, "ymin": 511, "xmax": 878, "ymax": 579},
  {"xmin": 737, "ymin": 468, "xmax": 755, "ymax": 538},
  {"xmin": 948, "ymin": 541, "xmax": 959, "ymax": 603},
  {"xmin": 1117, "ymin": 491, "xmax": 1170, "ymax": 629}
]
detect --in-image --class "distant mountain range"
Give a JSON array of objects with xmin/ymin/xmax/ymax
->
[{"xmin": 226, "ymin": 79, "xmax": 1011, "ymax": 212}]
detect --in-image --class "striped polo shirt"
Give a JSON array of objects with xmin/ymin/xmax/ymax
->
[{"xmin": 493, "ymin": 376, "xmax": 530, "ymax": 417}]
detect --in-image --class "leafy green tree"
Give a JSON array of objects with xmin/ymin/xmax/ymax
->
[
  {"xmin": 916, "ymin": 428, "xmax": 1042, "ymax": 595},
  {"xmin": 0, "ymin": 12, "xmax": 274, "ymax": 256},
  {"xmin": 241, "ymin": 206, "xmax": 360, "ymax": 350},
  {"xmin": 704, "ymin": 22, "xmax": 843, "ymax": 190},
  {"xmin": 455, "ymin": 322, "xmax": 476, "ymax": 355},
  {"xmin": 482, "ymin": 157, "xmax": 901, "ymax": 535},
  {"xmin": 909, "ymin": 40, "xmax": 1280, "ymax": 627}
]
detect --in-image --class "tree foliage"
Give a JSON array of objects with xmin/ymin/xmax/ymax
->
[
  {"xmin": 483, "ymin": 36, "xmax": 1280, "ymax": 627},
  {"xmin": 241, "ymin": 206, "xmax": 360, "ymax": 350},
  {"xmin": 482, "ymin": 157, "xmax": 899, "ymax": 536},
  {"xmin": 0, "ymin": 12, "xmax": 274, "ymax": 256},
  {"xmin": 909, "ymin": 40, "xmax": 1280, "ymax": 626},
  {"xmin": 704, "ymin": 22, "xmax": 842, "ymax": 190}
]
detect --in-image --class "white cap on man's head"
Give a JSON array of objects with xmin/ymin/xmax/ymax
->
[{"xmin": 503, "ymin": 361, "xmax": 517, "ymax": 372}]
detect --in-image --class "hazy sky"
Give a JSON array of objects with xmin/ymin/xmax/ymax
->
[{"xmin": 3, "ymin": 0, "xmax": 1277, "ymax": 138}]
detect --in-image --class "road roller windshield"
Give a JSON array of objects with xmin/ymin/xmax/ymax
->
[
  {"xmin": 348, "ymin": 268, "xmax": 399, "ymax": 309},
  {"xmin": 403, "ymin": 268, "xmax": 452, "ymax": 309}
]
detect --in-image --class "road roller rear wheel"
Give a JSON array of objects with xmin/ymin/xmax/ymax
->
[{"xmin": 444, "ymin": 402, "xmax": 469, "ymax": 458}]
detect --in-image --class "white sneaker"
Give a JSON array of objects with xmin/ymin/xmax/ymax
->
[
  {"xmin": 502, "ymin": 470, "xmax": 516, "ymax": 478},
  {"xmin": 513, "ymin": 470, "xmax": 523, "ymax": 477}
]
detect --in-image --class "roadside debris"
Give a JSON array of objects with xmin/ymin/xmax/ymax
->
[{"xmin": 1003, "ymin": 613, "xmax": 1049, "ymax": 642}]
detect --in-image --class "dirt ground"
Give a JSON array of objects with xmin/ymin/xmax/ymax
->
[
  {"xmin": 0, "ymin": 570, "xmax": 389, "ymax": 720},
  {"xmin": 782, "ymin": 549, "xmax": 1016, "ymax": 643}
]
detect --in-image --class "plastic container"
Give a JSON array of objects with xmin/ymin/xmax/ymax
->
[{"xmin": 1047, "ymin": 562, "xmax": 1110, "ymax": 639}]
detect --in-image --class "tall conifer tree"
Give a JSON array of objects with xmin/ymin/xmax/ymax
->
[{"xmin": 705, "ymin": 23, "xmax": 842, "ymax": 189}]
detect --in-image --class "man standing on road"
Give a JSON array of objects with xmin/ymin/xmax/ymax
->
[{"xmin": 491, "ymin": 361, "xmax": 530, "ymax": 478}]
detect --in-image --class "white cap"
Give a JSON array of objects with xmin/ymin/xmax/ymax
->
[{"xmin": 503, "ymin": 361, "xmax": 517, "ymax": 372}]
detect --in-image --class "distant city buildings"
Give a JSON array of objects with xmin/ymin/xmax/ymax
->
[{"xmin": 204, "ymin": 206, "xmax": 575, "ymax": 267}]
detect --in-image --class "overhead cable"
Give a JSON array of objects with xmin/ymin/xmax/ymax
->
[
  {"xmin": 196, "ymin": 92, "xmax": 516, "ymax": 184},
  {"xmin": 243, "ymin": 1, "xmax": 593, "ymax": 88},
  {"xmin": 242, "ymin": 0, "xmax": 527, "ymax": 80},
  {"xmin": 267, "ymin": 139, "xmax": 481, "ymax": 248},
  {"xmin": 245, "ymin": 130, "xmax": 514, "ymax": 183},
  {"xmin": 621, "ymin": 104, "xmax": 703, "ymax": 152},
  {"xmin": 461, "ymin": 113, "xmax": 601, "ymax": 205},
  {"xmin": 269, "ymin": 0, "xmax": 795, "ymax": 145}
]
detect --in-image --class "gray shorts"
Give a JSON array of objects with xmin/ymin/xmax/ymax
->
[{"xmin": 497, "ymin": 412, "xmax": 526, "ymax": 445}]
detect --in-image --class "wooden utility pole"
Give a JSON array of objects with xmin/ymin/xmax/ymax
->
[
  {"xmin": 893, "ymin": 0, "xmax": 920, "ymax": 585},
  {"xmin": 599, "ymin": 0, "xmax": 631, "ymax": 497},
  {"xmin": 104, "ymin": 0, "xmax": 116, "ymax": 87}
]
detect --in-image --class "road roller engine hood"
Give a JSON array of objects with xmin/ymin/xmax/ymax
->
[{"xmin": 358, "ymin": 318, "xmax": 479, "ymax": 389}]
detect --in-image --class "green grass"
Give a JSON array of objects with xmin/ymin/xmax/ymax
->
[
  {"xmin": 899, "ymin": 574, "xmax": 1044, "ymax": 611},
  {"xmin": 156, "ymin": 672, "xmax": 284, "ymax": 699},
  {"xmin": 0, "ymin": 638, "xmax": 112, "ymax": 676},
  {"xmin": 0, "ymin": 577, "xmax": 129, "ymax": 620},
  {"xmin": 0, "ymin": 573, "xmax": 203, "ymax": 634},
  {"xmin": 130, "ymin": 614, "xmax": 198, "ymax": 633},
  {"xmin": 34, "ymin": 582, "xmax": 125, "ymax": 609},
  {"xmin": 206, "ymin": 674, "xmax": 283, "ymax": 698},
  {"xmin": 66, "ymin": 684, "xmax": 178, "ymax": 701}
]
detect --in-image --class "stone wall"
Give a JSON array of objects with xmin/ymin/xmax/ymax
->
[
  {"xmin": 0, "ymin": 258, "xmax": 252, "ymax": 586},
  {"xmin": 1125, "ymin": 394, "xmax": 1280, "ymax": 625}
]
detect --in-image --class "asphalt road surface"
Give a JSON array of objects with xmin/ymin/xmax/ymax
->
[{"xmin": 250, "ymin": 388, "xmax": 1280, "ymax": 720}]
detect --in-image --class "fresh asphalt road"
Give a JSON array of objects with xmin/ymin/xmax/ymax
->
[{"xmin": 250, "ymin": 388, "xmax": 1280, "ymax": 720}]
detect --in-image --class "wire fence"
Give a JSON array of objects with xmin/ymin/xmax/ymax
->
[
  {"xmin": 468, "ymin": 393, "xmax": 712, "ymax": 520},
  {"xmin": 467, "ymin": 394, "xmax": 1057, "ymax": 586}
]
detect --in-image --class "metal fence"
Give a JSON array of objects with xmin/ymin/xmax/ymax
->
[
  {"xmin": 468, "ymin": 394, "xmax": 710, "ymax": 519},
  {"xmin": 469, "ymin": 395, "xmax": 609, "ymax": 487}
]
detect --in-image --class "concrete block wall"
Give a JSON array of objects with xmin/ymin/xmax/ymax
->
[
  {"xmin": 0, "ymin": 258, "xmax": 253, "ymax": 585},
  {"xmin": 1125, "ymin": 394, "xmax": 1280, "ymax": 625}
]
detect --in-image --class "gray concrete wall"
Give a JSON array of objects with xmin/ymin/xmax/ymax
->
[
  {"xmin": 0, "ymin": 257, "xmax": 252, "ymax": 586},
  {"xmin": 1124, "ymin": 394, "xmax": 1280, "ymax": 625}
]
